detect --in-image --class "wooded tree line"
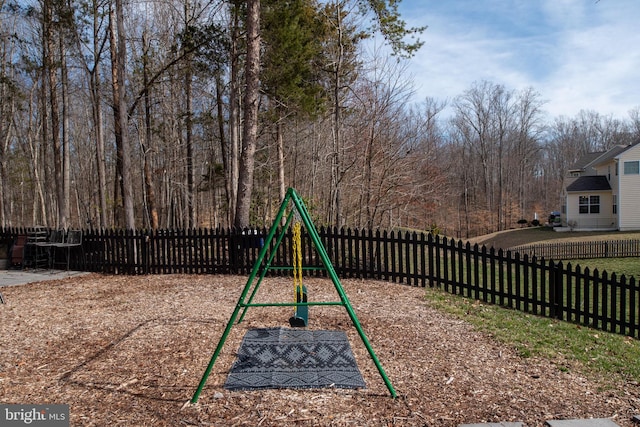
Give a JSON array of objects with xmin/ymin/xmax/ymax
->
[{"xmin": 1, "ymin": 0, "xmax": 639, "ymax": 238}]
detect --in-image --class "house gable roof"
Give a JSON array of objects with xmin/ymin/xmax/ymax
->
[
  {"xmin": 565, "ymin": 176, "xmax": 611, "ymax": 192},
  {"xmin": 614, "ymin": 139, "xmax": 640, "ymax": 160},
  {"xmin": 567, "ymin": 142, "xmax": 640, "ymax": 175},
  {"xmin": 569, "ymin": 152, "xmax": 604, "ymax": 171},
  {"xmin": 591, "ymin": 144, "xmax": 630, "ymax": 167}
]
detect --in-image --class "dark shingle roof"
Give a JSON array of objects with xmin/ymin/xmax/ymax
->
[
  {"xmin": 569, "ymin": 152, "xmax": 604, "ymax": 171},
  {"xmin": 565, "ymin": 176, "xmax": 611, "ymax": 192},
  {"xmin": 591, "ymin": 145, "xmax": 630, "ymax": 166},
  {"xmin": 570, "ymin": 142, "xmax": 640, "ymax": 171}
]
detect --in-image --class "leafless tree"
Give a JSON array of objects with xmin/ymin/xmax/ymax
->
[{"xmin": 234, "ymin": 0, "xmax": 260, "ymax": 228}]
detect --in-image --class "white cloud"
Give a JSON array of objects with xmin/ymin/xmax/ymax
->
[
  {"xmin": 542, "ymin": 8, "xmax": 640, "ymax": 117},
  {"xmin": 398, "ymin": 0, "xmax": 640, "ymax": 120}
]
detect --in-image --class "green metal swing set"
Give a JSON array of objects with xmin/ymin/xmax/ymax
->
[{"xmin": 190, "ymin": 188, "xmax": 396, "ymax": 402}]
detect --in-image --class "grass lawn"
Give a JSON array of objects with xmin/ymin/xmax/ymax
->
[
  {"xmin": 425, "ymin": 227, "xmax": 640, "ymax": 384},
  {"xmin": 571, "ymin": 258, "xmax": 640, "ymax": 280},
  {"xmin": 424, "ymin": 285, "xmax": 640, "ymax": 384},
  {"xmin": 470, "ymin": 227, "xmax": 640, "ymax": 279}
]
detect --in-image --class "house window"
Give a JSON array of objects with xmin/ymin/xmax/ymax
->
[
  {"xmin": 613, "ymin": 195, "xmax": 617, "ymax": 215},
  {"xmin": 624, "ymin": 161, "xmax": 640, "ymax": 175},
  {"xmin": 579, "ymin": 195, "xmax": 600, "ymax": 214}
]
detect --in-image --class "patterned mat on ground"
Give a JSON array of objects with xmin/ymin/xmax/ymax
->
[{"xmin": 224, "ymin": 327, "xmax": 366, "ymax": 391}]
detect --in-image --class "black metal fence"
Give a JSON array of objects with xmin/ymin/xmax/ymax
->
[
  {"xmin": 511, "ymin": 239, "xmax": 640, "ymax": 260},
  {"xmin": 1, "ymin": 226, "xmax": 638, "ymax": 339}
]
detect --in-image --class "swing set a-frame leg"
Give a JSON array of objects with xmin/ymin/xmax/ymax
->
[
  {"xmin": 190, "ymin": 302, "xmax": 241, "ymax": 403},
  {"xmin": 190, "ymin": 188, "xmax": 397, "ymax": 403},
  {"xmin": 191, "ymin": 194, "xmax": 290, "ymax": 404}
]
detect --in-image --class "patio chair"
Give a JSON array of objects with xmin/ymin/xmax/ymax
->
[
  {"xmin": 53, "ymin": 230, "xmax": 83, "ymax": 270},
  {"xmin": 23, "ymin": 227, "xmax": 53, "ymax": 269},
  {"xmin": 34, "ymin": 229, "xmax": 65, "ymax": 270}
]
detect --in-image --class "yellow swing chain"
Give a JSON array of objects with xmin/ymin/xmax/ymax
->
[{"xmin": 292, "ymin": 221, "xmax": 303, "ymax": 311}]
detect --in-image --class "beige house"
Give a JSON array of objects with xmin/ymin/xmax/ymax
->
[{"xmin": 561, "ymin": 141, "xmax": 640, "ymax": 231}]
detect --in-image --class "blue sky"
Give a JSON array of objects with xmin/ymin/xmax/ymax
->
[{"xmin": 394, "ymin": 0, "xmax": 640, "ymax": 120}]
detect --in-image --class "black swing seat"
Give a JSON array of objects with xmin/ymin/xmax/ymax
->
[{"xmin": 288, "ymin": 316, "xmax": 306, "ymax": 327}]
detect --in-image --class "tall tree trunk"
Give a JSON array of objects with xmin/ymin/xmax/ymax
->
[
  {"xmin": 277, "ymin": 120, "xmax": 285, "ymax": 201},
  {"xmin": 0, "ymin": 60, "xmax": 14, "ymax": 226},
  {"xmin": 234, "ymin": 0, "xmax": 260, "ymax": 229},
  {"xmin": 142, "ymin": 33, "xmax": 159, "ymax": 229},
  {"xmin": 44, "ymin": 0, "xmax": 61, "ymax": 229},
  {"xmin": 184, "ymin": 1, "xmax": 195, "ymax": 228},
  {"xmin": 90, "ymin": 0, "xmax": 108, "ymax": 229},
  {"xmin": 60, "ymin": 40, "xmax": 70, "ymax": 229},
  {"xmin": 38, "ymin": 47, "xmax": 50, "ymax": 226},
  {"xmin": 185, "ymin": 61, "xmax": 194, "ymax": 228},
  {"xmin": 228, "ymin": 3, "xmax": 241, "ymax": 225},
  {"xmin": 215, "ymin": 72, "xmax": 230, "ymax": 226},
  {"xmin": 329, "ymin": 4, "xmax": 344, "ymax": 227},
  {"xmin": 109, "ymin": 0, "xmax": 135, "ymax": 229},
  {"xmin": 276, "ymin": 118, "xmax": 287, "ymax": 226},
  {"xmin": 90, "ymin": 65, "xmax": 108, "ymax": 228}
]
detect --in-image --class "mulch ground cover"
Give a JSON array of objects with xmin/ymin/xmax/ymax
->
[{"xmin": 1, "ymin": 273, "xmax": 639, "ymax": 426}]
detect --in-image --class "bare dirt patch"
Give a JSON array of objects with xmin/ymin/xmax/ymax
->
[{"xmin": 1, "ymin": 274, "xmax": 639, "ymax": 426}]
